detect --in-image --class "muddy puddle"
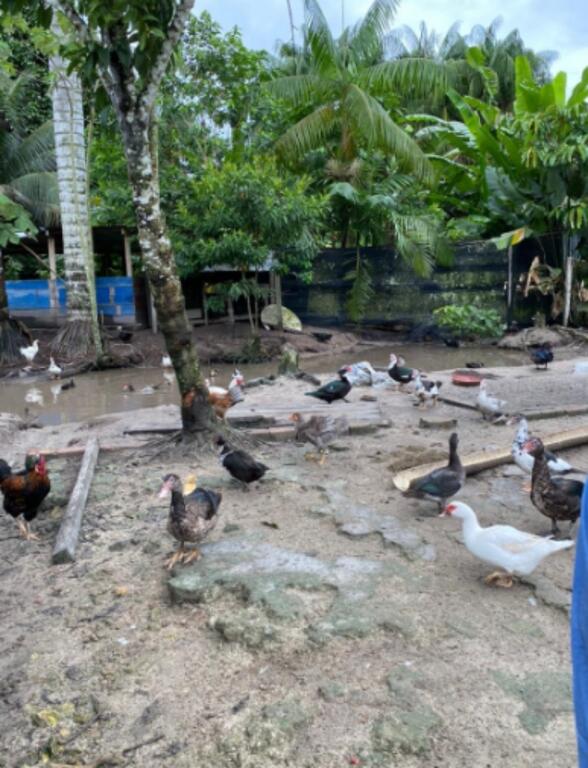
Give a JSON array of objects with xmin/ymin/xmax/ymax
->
[{"xmin": 0, "ymin": 343, "xmax": 536, "ymax": 426}]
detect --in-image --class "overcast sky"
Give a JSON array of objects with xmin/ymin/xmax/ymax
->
[{"xmin": 197, "ymin": 0, "xmax": 588, "ymax": 89}]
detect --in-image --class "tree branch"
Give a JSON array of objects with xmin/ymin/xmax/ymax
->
[
  {"xmin": 46, "ymin": 0, "xmax": 90, "ymax": 43},
  {"xmin": 137, "ymin": 0, "xmax": 196, "ymax": 113}
]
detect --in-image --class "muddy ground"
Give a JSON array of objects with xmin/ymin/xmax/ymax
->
[{"xmin": 1, "ymin": 358, "xmax": 587, "ymax": 767}]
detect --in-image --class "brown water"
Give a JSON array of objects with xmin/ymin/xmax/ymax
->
[{"xmin": 0, "ymin": 343, "xmax": 533, "ymax": 426}]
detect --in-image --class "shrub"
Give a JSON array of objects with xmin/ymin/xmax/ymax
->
[{"xmin": 433, "ymin": 304, "xmax": 503, "ymax": 339}]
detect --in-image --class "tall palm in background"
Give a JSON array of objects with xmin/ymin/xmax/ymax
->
[
  {"xmin": 268, "ymin": 0, "xmax": 449, "ymax": 184},
  {"xmin": 0, "ymin": 71, "xmax": 58, "ymax": 363}
]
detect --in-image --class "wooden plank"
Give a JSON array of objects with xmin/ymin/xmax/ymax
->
[
  {"xmin": 392, "ymin": 425, "xmax": 588, "ymax": 492},
  {"xmin": 439, "ymin": 396, "xmax": 588, "ymax": 421},
  {"xmin": 52, "ymin": 438, "xmax": 100, "ymax": 564},
  {"xmin": 42, "ymin": 442, "xmax": 146, "ymax": 458}
]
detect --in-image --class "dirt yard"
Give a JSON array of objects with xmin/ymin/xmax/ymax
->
[{"xmin": 0, "ymin": 358, "xmax": 586, "ymax": 767}]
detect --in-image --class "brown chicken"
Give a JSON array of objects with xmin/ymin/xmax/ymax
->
[
  {"xmin": 206, "ymin": 369, "xmax": 245, "ymax": 419},
  {"xmin": 0, "ymin": 453, "xmax": 51, "ymax": 540}
]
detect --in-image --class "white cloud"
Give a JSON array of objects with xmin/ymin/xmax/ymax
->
[{"xmin": 198, "ymin": 0, "xmax": 588, "ymax": 85}]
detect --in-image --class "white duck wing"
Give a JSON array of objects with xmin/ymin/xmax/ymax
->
[{"xmin": 482, "ymin": 524, "xmax": 544, "ymax": 551}]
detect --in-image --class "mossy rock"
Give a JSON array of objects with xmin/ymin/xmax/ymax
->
[{"xmin": 261, "ymin": 304, "xmax": 302, "ymax": 331}]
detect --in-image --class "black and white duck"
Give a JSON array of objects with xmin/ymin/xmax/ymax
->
[
  {"xmin": 403, "ymin": 432, "xmax": 465, "ymax": 512},
  {"xmin": 215, "ymin": 436, "xmax": 269, "ymax": 488},
  {"xmin": 387, "ymin": 353, "xmax": 417, "ymax": 387},
  {"xmin": 305, "ymin": 366, "xmax": 352, "ymax": 404}
]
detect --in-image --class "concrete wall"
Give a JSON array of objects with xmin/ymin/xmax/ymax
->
[
  {"xmin": 282, "ymin": 243, "xmax": 509, "ymax": 327},
  {"xmin": 6, "ymin": 277, "xmax": 136, "ymax": 326}
]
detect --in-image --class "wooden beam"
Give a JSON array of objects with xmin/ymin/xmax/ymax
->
[
  {"xmin": 52, "ymin": 438, "xmax": 100, "ymax": 564},
  {"xmin": 42, "ymin": 442, "xmax": 145, "ymax": 458},
  {"xmin": 392, "ymin": 424, "xmax": 588, "ymax": 492},
  {"xmin": 122, "ymin": 229, "xmax": 133, "ymax": 277}
]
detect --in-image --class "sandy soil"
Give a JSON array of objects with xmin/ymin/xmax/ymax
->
[{"xmin": 0, "ymin": 359, "xmax": 586, "ymax": 767}]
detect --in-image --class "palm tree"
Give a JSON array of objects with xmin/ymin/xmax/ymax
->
[
  {"xmin": 0, "ymin": 71, "xmax": 58, "ymax": 364},
  {"xmin": 268, "ymin": 0, "xmax": 449, "ymax": 183},
  {"xmin": 49, "ymin": 17, "xmax": 102, "ymax": 360}
]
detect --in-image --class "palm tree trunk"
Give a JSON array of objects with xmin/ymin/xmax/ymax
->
[
  {"xmin": 49, "ymin": 24, "xmax": 102, "ymax": 361},
  {"xmin": 0, "ymin": 249, "xmax": 32, "ymax": 364}
]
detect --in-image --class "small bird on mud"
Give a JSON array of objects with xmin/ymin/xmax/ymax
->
[
  {"xmin": 289, "ymin": 412, "xmax": 349, "ymax": 464},
  {"xmin": 305, "ymin": 367, "xmax": 352, "ymax": 404},
  {"xmin": 158, "ymin": 473, "xmax": 222, "ymax": 569},
  {"xmin": 0, "ymin": 452, "xmax": 51, "ymax": 540},
  {"xmin": 215, "ymin": 436, "xmax": 269, "ymax": 489},
  {"xmin": 440, "ymin": 501, "xmax": 573, "ymax": 588},
  {"xmin": 529, "ymin": 343, "xmax": 554, "ymax": 370},
  {"xmin": 525, "ymin": 437, "xmax": 584, "ymax": 535},
  {"xmin": 403, "ymin": 433, "xmax": 465, "ymax": 512}
]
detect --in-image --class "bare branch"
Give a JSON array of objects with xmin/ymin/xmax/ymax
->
[
  {"xmin": 138, "ymin": 0, "xmax": 196, "ymax": 113},
  {"xmin": 19, "ymin": 242, "xmax": 49, "ymax": 272}
]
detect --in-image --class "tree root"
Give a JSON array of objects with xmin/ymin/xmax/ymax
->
[
  {"xmin": 0, "ymin": 317, "xmax": 32, "ymax": 365},
  {"xmin": 52, "ymin": 318, "xmax": 96, "ymax": 360}
]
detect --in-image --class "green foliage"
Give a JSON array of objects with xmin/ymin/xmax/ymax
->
[
  {"xmin": 172, "ymin": 157, "xmax": 326, "ymax": 279},
  {"xmin": 345, "ymin": 252, "xmax": 374, "ymax": 324},
  {"xmin": 433, "ymin": 303, "xmax": 503, "ymax": 338},
  {"xmin": 0, "ymin": 191, "xmax": 35, "ymax": 245}
]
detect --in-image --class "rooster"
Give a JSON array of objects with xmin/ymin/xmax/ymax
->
[
  {"xmin": 0, "ymin": 453, "xmax": 51, "ymax": 540},
  {"xmin": 206, "ymin": 370, "xmax": 245, "ymax": 419}
]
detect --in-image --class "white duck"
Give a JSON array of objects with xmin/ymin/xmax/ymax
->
[
  {"xmin": 20, "ymin": 339, "xmax": 39, "ymax": 365},
  {"xmin": 48, "ymin": 357, "xmax": 62, "ymax": 378},
  {"xmin": 414, "ymin": 372, "xmax": 442, "ymax": 408},
  {"xmin": 161, "ymin": 354, "xmax": 172, "ymax": 368},
  {"xmin": 476, "ymin": 380, "xmax": 507, "ymax": 421},
  {"xmin": 441, "ymin": 501, "xmax": 573, "ymax": 588},
  {"xmin": 510, "ymin": 416, "xmax": 578, "ymax": 475}
]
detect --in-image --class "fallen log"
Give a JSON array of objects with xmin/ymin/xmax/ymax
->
[
  {"xmin": 52, "ymin": 437, "xmax": 100, "ymax": 564},
  {"xmin": 392, "ymin": 424, "xmax": 588, "ymax": 492}
]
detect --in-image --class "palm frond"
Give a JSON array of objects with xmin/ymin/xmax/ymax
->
[
  {"xmin": 8, "ymin": 172, "xmax": 60, "ymax": 226},
  {"xmin": 304, "ymin": 0, "xmax": 338, "ymax": 77},
  {"xmin": 275, "ymin": 103, "xmax": 337, "ymax": 158},
  {"xmin": 265, "ymin": 73, "xmax": 333, "ymax": 107},
  {"xmin": 393, "ymin": 213, "xmax": 439, "ymax": 276},
  {"xmin": 350, "ymin": 0, "xmax": 399, "ymax": 62},
  {"xmin": 366, "ymin": 57, "xmax": 450, "ymax": 96},
  {"xmin": 344, "ymin": 85, "xmax": 432, "ymax": 182},
  {"xmin": 3, "ymin": 121, "xmax": 56, "ymax": 181}
]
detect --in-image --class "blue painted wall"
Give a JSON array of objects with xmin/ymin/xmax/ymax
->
[{"xmin": 6, "ymin": 277, "xmax": 135, "ymax": 319}]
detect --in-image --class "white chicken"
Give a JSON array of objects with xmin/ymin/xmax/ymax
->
[
  {"xmin": 476, "ymin": 380, "xmax": 507, "ymax": 421},
  {"xmin": 20, "ymin": 339, "xmax": 39, "ymax": 366},
  {"xmin": 48, "ymin": 357, "xmax": 62, "ymax": 378},
  {"xmin": 161, "ymin": 354, "xmax": 172, "ymax": 368},
  {"xmin": 441, "ymin": 501, "xmax": 573, "ymax": 587},
  {"xmin": 509, "ymin": 416, "xmax": 576, "ymax": 475}
]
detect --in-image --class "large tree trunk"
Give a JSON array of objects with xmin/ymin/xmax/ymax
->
[
  {"xmin": 0, "ymin": 250, "xmax": 32, "ymax": 364},
  {"xmin": 49, "ymin": 27, "xmax": 102, "ymax": 361},
  {"xmin": 122, "ymin": 121, "xmax": 213, "ymax": 433}
]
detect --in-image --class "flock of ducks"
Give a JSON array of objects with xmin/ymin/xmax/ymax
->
[{"xmin": 156, "ymin": 347, "xmax": 585, "ymax": 589}]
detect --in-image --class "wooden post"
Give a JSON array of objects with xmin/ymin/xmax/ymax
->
[
  {"xmin": 202, "ymin": 284, "xmax": 209, "ymax": 326},
  {"xmin": 52, "ymin": 437, "xmax": 99, "ymax": 564},
  {"xmin": 48, "ymin": 236, "xmax": 58, "ymax": 312},
  {"xmin": 563, "ymin": 255, "xmax": 573, "ymax": 328},
  {"xmin": 274, "ymin": 272, "xmax": 283, "ymax": 331},
  {"xmin": 506, "ymin": 244, "xmax": 513, "ymax": 328},
  {"xmin": 122, "ymin": 229, "xmax": 133, "ymax": 277},
  {"xmin": 145, "ymin": 277, "xmax": 158, "ymax": 333}
]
